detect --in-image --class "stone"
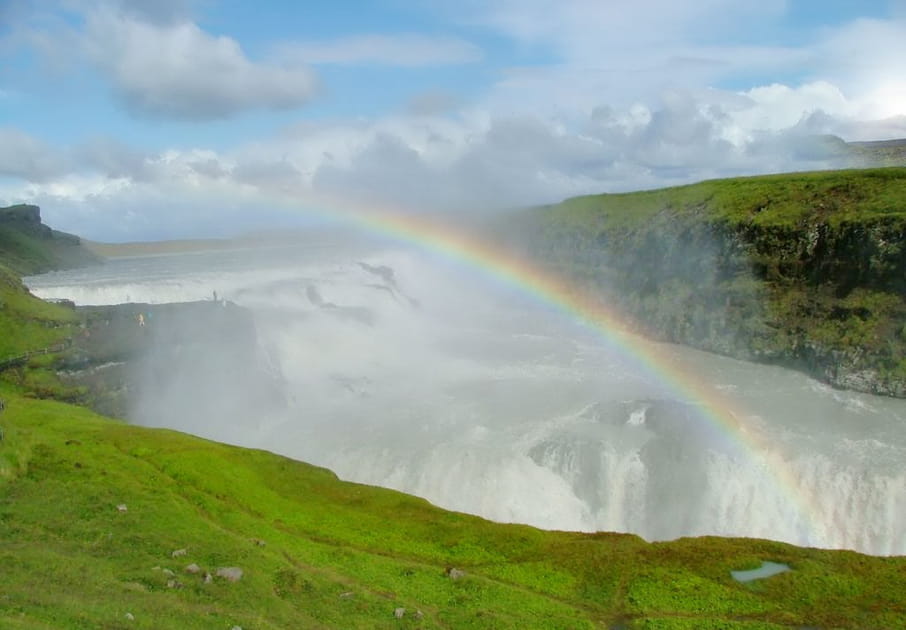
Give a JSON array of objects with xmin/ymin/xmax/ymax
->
[
  {"xmin": 216, "ymin": 566, "xmax": 243, "ymax": 582},
  {"xmin": 124, "ymin": 612, "xmax": 134, "ymax": 621},
  {"xmin": 171, "ymin": 548, "xmax": 187, "ymax": 558},
  {"xmin": 446, "ymin": 567, "xmax": 466, "ymax": 580},
  {"xmin": 185, "ymin": 563, "xmax": 201, "ymax": 574},
  {"xmin": 394, "ymin": 607, "xmax": 406, "ymax": 619},
  {"xmin": 116, "ymin": 504, "xmax": 128, "ymax": 512}
]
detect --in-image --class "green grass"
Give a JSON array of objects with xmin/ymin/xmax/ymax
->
[
  {"xmin": 544, "ymin": 167, "xmax": 906, "ymax": 230},
  {"xmin": 0, "ymin": 265, "xmax": 75, "ymax": 359},
  {"xmin": 1, "ymin": 390, "xmax": 905, "ymax": 629},
  {"xmin": 0, "ymin": 205, "xmax": 99, "ymax": 276}
]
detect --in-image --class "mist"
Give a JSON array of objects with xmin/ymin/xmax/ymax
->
[{"xmin": 25, "ymin": 228, "xmax": 906, "ymax": 556}]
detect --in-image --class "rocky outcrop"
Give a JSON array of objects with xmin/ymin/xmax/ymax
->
[
  {"xmin": 0, "ymin": 204, "xmax": 43, "ymax": 227},
  {"xmin": 0, "ymin": 204, "xmax": 99, "ymax": 275},
  {"xmin": 504, "ymin": 168, "xmax": 906, "ymax": 397},
  {"xmin": 56, "ymin": 299, "xmax": 286, "ymax": 419}
]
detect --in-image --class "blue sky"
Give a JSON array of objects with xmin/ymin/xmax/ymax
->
[{"xmin": 2, "ymin": 0, "xmax": 906, "ymax": 240}]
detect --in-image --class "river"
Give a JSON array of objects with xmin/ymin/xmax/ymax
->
[{"xmin": 25, "ymin": 233, "xmax": 906, "ymax": 556}]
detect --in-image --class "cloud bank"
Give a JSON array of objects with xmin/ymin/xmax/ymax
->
[
  {"xmin": 84, "ymin": 12, "xmax": 318, "ymax": 120},
  {"xmin": 1, "ymin": 1, "xmax": 905, "ymax": 240}
]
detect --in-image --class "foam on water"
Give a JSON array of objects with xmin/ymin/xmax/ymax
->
[{"xmin": 24, "ymin": 242, "xmax": 906, "ymax": 555}]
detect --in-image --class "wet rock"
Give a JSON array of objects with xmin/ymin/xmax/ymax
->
[
  {"xmin": 446, "ymin": 567, "xmax": 466, "ymax": 580},
  {"xmin": 216, "ymin": 567, "xmax": 243, "ymax": 582}
]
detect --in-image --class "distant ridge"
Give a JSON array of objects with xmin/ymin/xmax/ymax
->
[
  {"xmin": 848, "ymin": 138, "xmax": 906, "ymax": 148},
  {"xmin": 834, "ymin": 135, "xmax": 906, "ymax": 166},
  {"xmin": 0, "ymin": 204, "xmax": 100, "ymax": 275}
]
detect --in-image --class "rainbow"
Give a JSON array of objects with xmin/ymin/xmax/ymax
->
[{"xmin": 264, "ymin": 190, "xmax": 819, "ymax": 545}]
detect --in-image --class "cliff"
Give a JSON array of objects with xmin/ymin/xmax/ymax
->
[
  {"xmin": 1, "ymin": 185, "xmax": 905, "ymax": 628},
  {"xmin": 505, "ymin": 167, "xmax": 906, "ymax": 397},
  {"xmin": 0, "ymin": 203, "xmax": 100, "ymax": 275}
]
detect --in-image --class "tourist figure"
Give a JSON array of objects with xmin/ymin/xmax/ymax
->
[{"xmin": 138, "ymin": 313, "xmax": 145, "ymax": 327}]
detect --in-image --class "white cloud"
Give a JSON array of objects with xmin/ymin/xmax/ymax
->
[
  {"xmin": 83, "ymin": 11, "xmax": 319, "ymax": 119},
  {"xmin": 106, "ymin": 0, "xmax": 199, "ymax": 25},
  {"xmin": 811, "ymin": 17, "xmax": 906, "ymax": 120},
  {"xmin": 276, "ymin": 34, "xmax": 482, "ymax": 67},
  {"xmin": 3, "ymin": 73, "xmax": 881, "ymax": 241},
  {"xmin": 5, "ymin": 2, "xmax": 906, "ymax": 240},
  {"xmin": 406, "ymin": 90, "xmax": 462, "ymax": 116},
  {"xmin": 0, "ymin": 128, "xmax": 70, "ymax": 182}
]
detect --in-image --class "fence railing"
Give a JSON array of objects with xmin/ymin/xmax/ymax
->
[{"xmin": 0, "ymin": 338, "xmax": 73, "ymax": 372}]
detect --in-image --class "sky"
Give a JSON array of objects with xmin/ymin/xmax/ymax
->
[{"xmin": 2, "ymin": 0, "xmax": 906, "ymax": 241}]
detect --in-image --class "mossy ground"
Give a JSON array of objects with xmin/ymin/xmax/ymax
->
[
  {"xmin": 2, "ymin": 388, "xmax": 905, "ymax": 629},
  {"xmin": 0, "ymin": 265, "xmax": 76, "ymax": 359}
]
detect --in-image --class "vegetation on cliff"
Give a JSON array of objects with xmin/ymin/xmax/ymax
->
[
  {"xmin": 0, "ymin": 204, "xmax": 100, "ymax": 275},
  {"xmin": 506, "ymin": 167, "xmax": 906, "ymax": 397}
]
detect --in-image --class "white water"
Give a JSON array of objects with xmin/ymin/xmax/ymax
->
[{"xmin": 26, "ymin": 236, "xmax": 906, "ymax": 556}]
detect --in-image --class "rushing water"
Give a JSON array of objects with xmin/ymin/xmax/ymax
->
[{"xmin": 25, "ymin": 235, "xmax": 906, "ymax": 556}]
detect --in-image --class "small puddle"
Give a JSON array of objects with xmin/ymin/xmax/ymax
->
[{"xmin": 731, "ymin": 561, "xmax": 790, "ymax": 583}]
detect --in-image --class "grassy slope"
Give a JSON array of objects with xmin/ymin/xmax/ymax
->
[
  {"xmin": 547, "ymin": 167, "xmax": 906, "ymax": 228},
  {"xmin": 0, "ymin": 205, "xmax": 99, "ymax": 276},
  {"xmin": 0, "ymin": 265, "xmax": 76, "ymax": 359},
  {"xmin": 2, "ymin": 390, "xmax": 905, "ymax": 629}
]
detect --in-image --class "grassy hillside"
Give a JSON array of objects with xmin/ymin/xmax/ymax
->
[
  {"xmin": 0, "ymin": 204, "xmax": 100, "ymax": 275},
  {"xmin": 846, "ymin": 138, "xmax": 906, "ymax": 167},
  {"xmin": 2, "ymin": 388, "xmax": 905, "ymax": 629},
  {"xmin": 508, "ymin": 168, "xmax": 906, "ymax": 396},
  {"xmin": 0, "ymin": 264, "xmax": 76, "ymax": 359}
]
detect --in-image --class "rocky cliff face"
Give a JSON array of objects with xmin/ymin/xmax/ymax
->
[
  {"xmin": 0, "ymin": 204, "xmax": 43, "ymax": 226},
  {"xmin": 505, "ymin": 168, "xmax": 906, "ymax": 397},
  {"xmin": 0, "ymin": 204, "xmax": 98, "ymax": 274}
]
